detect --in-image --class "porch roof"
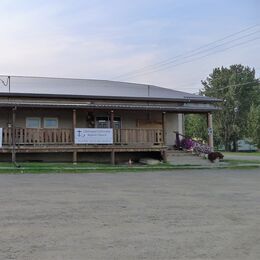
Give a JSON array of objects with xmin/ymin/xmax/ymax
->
[
  {"xmin": 0, "ymin": 75, "xmax": 221, "ymax": 103},
  {"xmin": 0, "ymin": 100, "xmax": 220, "ymax": 112}
]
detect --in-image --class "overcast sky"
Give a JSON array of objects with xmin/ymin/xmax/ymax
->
[{"xmin": 0, "ymin": 0, "xmax": 259, "ymax": 93}]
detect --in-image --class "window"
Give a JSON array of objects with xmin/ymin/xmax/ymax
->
[
  {"xmin": 95, "ymin": 116, "xmax": 121, "ymax": 128},
  {"xmin": 114, "ymin": 117, "xmax": 121, "ymax": 129},
  {"xmin": 44, "ymin": 118, "xmax": 58, "ymax": 128},
  {"xmin": 26, "ymin": 117, "xmax": 41, "ymax": 128},
  {"xmin": 96, "ymin": 117, "xmax": 109, "ymax": 128}
]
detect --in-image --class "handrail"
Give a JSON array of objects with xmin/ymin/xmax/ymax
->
[
  {"xmin": 173, "ymin": 131, "xmax": 211, "ymax": 154},
  {"xmin": 173, "ymin": 131, "xmax": 205, "ymax": 145}
]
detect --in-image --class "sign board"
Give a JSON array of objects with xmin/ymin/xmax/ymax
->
[
  {"xmin": 208, "ymin": 127, "xmax": 213, "ymax": 135},
  {"xmin": 74, "ymin": 128, "xmax": 113, "ymax": 144}
]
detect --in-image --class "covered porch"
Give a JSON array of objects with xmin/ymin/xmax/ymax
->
[
  {"xmin": 0, "ymin": 75, "xmax": 221, "ymax": 164},
  {"xmin": 0, "ymin": 106, "xmax": 169, "ymax": 164},
  {"xmin": 0, "ymin": 101, "xmax": 215, "ymax": 164}
]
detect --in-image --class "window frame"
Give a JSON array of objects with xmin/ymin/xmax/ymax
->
[
  {"xmin": 95, "ymin": 116, "xmax": 109, "ymax": 128},
  {"xmin": 26, "ymin": 117, "xmax": 41, "ymax": 129},
  {"xmin": 43, "ymin": 117, "xmax": 59, "ymax": 129}
]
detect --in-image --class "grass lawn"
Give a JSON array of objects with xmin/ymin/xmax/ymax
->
[
  {"xmin": 0, "ymin": 159, "xmax": 259, "ymax": 173},
  {"xmin": 0, "ymin": 162, "xmax": 201, "ymax": 174},
  {"xmin": 223, "ymin": 152, "xmax": 260, "ymax": 156}
]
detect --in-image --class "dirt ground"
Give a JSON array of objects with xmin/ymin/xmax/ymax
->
[{"xmin": 0, "ymin": 169, "xmax": 260, "ymax": 260}]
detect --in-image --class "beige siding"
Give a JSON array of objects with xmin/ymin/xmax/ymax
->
[
  {"xmin": 120, "ymin": 111, "xmax": 162, "ymax": 128},
  {"xmin": 1, "ymin": 109, "xmax": 182, "ymax": 145},
  {"xmin": 165, "ymin": 113, "xmax": 179, "ymax": 146},
  {"xmin": 14, "ymin": 108, "xmax": 73, "ymax": 128}
]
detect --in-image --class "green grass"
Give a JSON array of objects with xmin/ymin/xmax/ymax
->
[
  {"xmin": 0, "ymin": 162, "xmax": 199, "ymax": 174},
  {"xmin": 225, "ymin": 159, "xmax": 260, "ymax": 164},
  {"xmin": 1, "ymin": 153, "xmax": 260, "ymax": 174},
  {"xmin": 0, "ymin": 160, "xmax": 259, "ymax": 174},
  {"xmin": 223, "ymin": 152, "xmax": 260, "ymax": 156}
]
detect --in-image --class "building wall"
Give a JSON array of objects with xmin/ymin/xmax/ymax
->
[
  {"xmin": 165, "ymin": 113, "xmax": 181, "ymax": 146},
  {"xmin": 0, "ymin": 108, "xmax": 182, "ymax": 148},
  {"xmin": 0, "ymin": 108, "xmax": 165, "ymax": 129}
]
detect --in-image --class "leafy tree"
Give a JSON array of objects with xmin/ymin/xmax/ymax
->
[
  {"xmin": 184, "ymin": 114, "xmax": 207, "ymax": 141},
  {"xmin": 200, "ymin": 64, "xmax": 259, "ymax": 151},
  {"xmin": 247, "ymin": 103, "xmax": 260, "ymax": 148}
]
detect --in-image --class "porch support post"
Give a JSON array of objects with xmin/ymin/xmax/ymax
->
[
  {"xmin": 110, "ymin": 110, "xmax": 115, "ymax": 165},
  {"xmin": 178, "ymin": 113, "xmax": 183, "ymax": 135},
  {"xmin": 162, "ymin": 112, "xmax": 166, "ymax": 145},
  {"xmin": 111, "ymin": 149, "xmax": 115, "ymax": 165},
  {"xmin": 72, "ymin": 109, "xmax": 77, "ymax": 164},
  {"xmin": 161, "ymin": 150, "xmax": 167, "ymax": 163},
  {"xmin": 207, "ymin": 112, "xmax": 214, "ymax": 151},
  {"xmin": 12, "ymin": 107, "xmax": 16, "ymax": 163}
]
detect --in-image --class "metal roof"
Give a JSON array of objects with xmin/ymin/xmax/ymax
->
[
  {"xmin": 0, "ymin": 75, "xmax": 220, "ymax": 103},
  {"xmin": 0, "ymin": 100, "xmax": 221, "ymax": 112}
]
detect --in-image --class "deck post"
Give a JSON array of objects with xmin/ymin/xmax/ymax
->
[
  {"xmin": 207, "ymin": 112, "xmax": 214, "ymax": 151},
  {"xmin": 110, "ymin": 110, "xmax": 114, "ymax": 132},
  {"xmin": 161, "ymin": 150, "xmax": 167, "ymax": 163},
  {"xmin": 111, "ymin": 149, "xmax": 115, "ymax": 165},
  {"xmin": 110, "ymin": 110, "xmax": 115, "ymax": 164},
  {"xmin": 162, "ymin": 112, "xmax": 166, "ymax": 145},
  {"xmin": 12, "ymin": 107, "xmax": 16, "ymax": 163},
  {"xmin": 72, "ymin": 109, "xmax": 77, "ymax": 164}
]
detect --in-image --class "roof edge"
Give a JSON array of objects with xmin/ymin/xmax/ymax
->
[{"xmin": 0, "ymin": 92, "xmax": 222, "ymax": 103}]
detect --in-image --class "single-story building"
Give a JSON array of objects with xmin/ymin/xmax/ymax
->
[{"xmin": 0, "ymin": 75, "xmax": 220, "ymax": 163}]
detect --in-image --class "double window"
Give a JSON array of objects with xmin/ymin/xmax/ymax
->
[
  {"xmin": 26, "ymin": 117, "xmax": 58, "ymax": 128},
  {"xmin": 96, "ymin": 116, "xmax": 121, "ymax": 128}
]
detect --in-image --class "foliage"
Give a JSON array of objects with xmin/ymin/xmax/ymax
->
[
  {"xmin": 184, "ymin": 114, "xmax": 208, "ymax": 142},
  {"xmin": 247, "ymin": 103, "xmax": 260, "ymax": 147},
  {"xmin": 177, "ymin": 137, "xmax": 211, "ymax": 155},
  {"xmin": 180, "ymin": 138, "xmax": 195, "ymax": 150},
  {"xmin": 200, "ymin": 64, "xmax": 259, "ymax": 151},
  {"xmin": 193, "ymin": 144, "xmax": 211, "ymax": 155}
]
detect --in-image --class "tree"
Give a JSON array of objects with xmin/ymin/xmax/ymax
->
[
  {"xmin": 247, "ymin": 104, "xmax": 260, "ymax": 148},
  {"xmin": 200, "ymin": 64, "xmax": 259, "ymax": 151},
  {"xmin": 184, "ymin": 114, "xmax": 207, "ymax": 141}
]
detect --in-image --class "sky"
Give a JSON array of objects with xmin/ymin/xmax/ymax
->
[{"xmin": 0, "ymin": 0, "xmax": 259, "ymax": 93}]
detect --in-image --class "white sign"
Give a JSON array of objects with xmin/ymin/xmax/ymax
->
[
  {"xmin": 0, "ymin": 128, "xmax": 2, "ymax": 148},
  {"xmin": 74, "ymin": 128, "xmax": 113, "ymax": 144},
  {"xmin": 208, "ymin": 127, "xmax": 213, "ymax": 135}
]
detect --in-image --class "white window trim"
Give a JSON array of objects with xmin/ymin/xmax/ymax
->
[
  {"xmin": 26, "ymin": 117, "xmax": 41, "ymax": 128},
  {"xmin": 43, "ymin": 117, "xmax": 59, "ymax": 129}
]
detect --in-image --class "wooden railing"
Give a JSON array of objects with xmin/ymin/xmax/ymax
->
[
  {"xmin": 2, "ymin": 128, "xmax": 73, "ymax": 145},
  {"xmin": 2, "ymin": 128, "xmax": 164, "ymax": 146},
  {"xmin": 114, "ymin": 128, "xmax": 163, "ymax": 145}
]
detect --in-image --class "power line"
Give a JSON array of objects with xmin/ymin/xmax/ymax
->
[
  {"xmin": 112, "ymin": 24, "xmax": 260, "ymax": 80},
  {"xmin": 120, "ymin": 36, "xmax": 260, "ymax": 80},
  {"xmin": 113, "ymin": 25, "xmax": 258, "ymax": 79},
  {"xmin": 122, "ymin": 32, "xmax": 260, "ymax": 80},
  {"xmin": 202, "ymin": 80, "xmax": 260, "ymax": 93}
]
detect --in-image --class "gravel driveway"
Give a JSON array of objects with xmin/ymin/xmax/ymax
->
[{"xmin": 0, "ymin": 169, "xmax": 260, "ymax": 260}]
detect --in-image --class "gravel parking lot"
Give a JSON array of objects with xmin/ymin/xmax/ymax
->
[{"xmin": 0, "ymin": 169, "xmax": 260, "ymax": 260}]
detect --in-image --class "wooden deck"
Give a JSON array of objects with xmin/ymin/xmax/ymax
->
[{"xmin": 1, "ymin": 127, "xmax": 165, "ymax": 153}]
